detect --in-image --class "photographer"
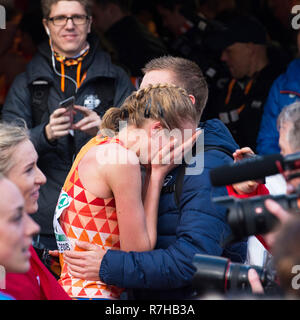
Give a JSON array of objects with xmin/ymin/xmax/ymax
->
[
  {"xmin": 262, "ymin": 101, "xmax": 300, "ymax": 247},
  {"xmin": 248, "ymin": 102, "xmax": 300, "ymax": 297},
  {"xmin": 196, "ymin": 101, "xmax": 300, "ymax": 298}
]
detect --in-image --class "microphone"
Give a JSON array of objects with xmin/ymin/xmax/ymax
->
[{"xmin": 210, "ymin": 153, "xmax": 283, "ymax": 187}]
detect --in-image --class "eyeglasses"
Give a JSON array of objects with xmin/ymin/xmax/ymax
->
[{"xmin": 47, "ymin": 15, "xmax": 90, "ymax": 26}]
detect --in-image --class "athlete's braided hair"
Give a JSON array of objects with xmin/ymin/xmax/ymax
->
[{"xmin": 101, "ymin": 83, "xmax": 197, "ymax": 136}]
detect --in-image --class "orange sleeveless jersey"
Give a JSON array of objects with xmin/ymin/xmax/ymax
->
[{"xmin": 57, "ymin": 136, "xmax": 124, "ymax": 299}]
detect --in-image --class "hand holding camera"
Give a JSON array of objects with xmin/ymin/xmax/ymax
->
[{"xmin": 192, "ymin": 152, "xmax": 300, "ymax": 297}]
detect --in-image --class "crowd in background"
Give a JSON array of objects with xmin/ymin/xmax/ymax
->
[{"xmin": 0, "ymin": 0, "xmax": 300, "ymax": 301}]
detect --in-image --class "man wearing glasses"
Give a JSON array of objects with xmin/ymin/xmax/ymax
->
[{"xmin": 1, "ymin": 0, "xmax": 134, "ymax": 252}]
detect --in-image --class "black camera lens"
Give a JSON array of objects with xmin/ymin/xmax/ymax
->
[
  {"xmin": 226, "ymin": 199, "xmax": 278, "ymax": 240},
  {"xmin": 192, "ymin": 254, "xmax": 272, "ymax": 294},
  {"xmin": 214, "ymin": 193, "xmax": 300, "ymax": 244},
  {"xmin": 192, "ymin": 254, "xmax": 229, "ymax": 292}
]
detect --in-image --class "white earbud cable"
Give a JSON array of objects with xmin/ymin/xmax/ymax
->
[{"xmin": 48, "ymin": 31, "xmax": 78, "ymax": 94}]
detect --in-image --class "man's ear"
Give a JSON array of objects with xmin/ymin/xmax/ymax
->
[
  {"xmin": 42, "ymin": 19, "xmax": 50, "ymax": 36},
  {"xmin": 150, "ymin": 121, "xmax": 163, "ymax": 136},
  {"xmin": 189, "ymin": 94, "xmax": 196, "ymax": 105}
]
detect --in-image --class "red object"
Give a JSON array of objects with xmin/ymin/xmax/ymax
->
[
  {"xmin": 226, "ymin": 184, "xmax": 271, "ymax": 251},
  {"xmin": 0, "ymin": 246, "xmax": 71, "ymax": 300},
  {"xmin": 226, "ymin": 184, "xmax": 270, "ymax": 199}
]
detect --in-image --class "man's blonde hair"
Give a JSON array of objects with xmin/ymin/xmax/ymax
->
[{"xmin": 142, "ymin": 56, "xmax": 208, "ymax": 123}]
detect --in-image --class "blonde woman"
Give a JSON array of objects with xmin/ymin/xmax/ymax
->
[
  {"xmin": 0, "ymin": 176, "xmax": 38, "ymax": 300},
  {"xmin": 0, "ymin": 123, "xmax": 70, "ymax": 300},
  {"xmin": 55, "ymin": 84, "xmax": 200, "ymax": 299}
]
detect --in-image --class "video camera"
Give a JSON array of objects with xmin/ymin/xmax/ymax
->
[{"xmin": 192, "ymin": 254, "xmax": 277, "ymax": 294}]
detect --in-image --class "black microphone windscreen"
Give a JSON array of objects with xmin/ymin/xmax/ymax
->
[{"xmin": 210, "ymin": 153, "xmax": 283, "ymax": 187}]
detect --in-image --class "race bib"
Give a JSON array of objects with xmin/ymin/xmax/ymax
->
[{"xmin": 53, "ymin": 191, "xmax": 72, "ymax": 253}]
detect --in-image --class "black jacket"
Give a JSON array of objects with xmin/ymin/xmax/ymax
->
[
  {"xmin": 2, "ymin": 34, "xmax": 134, "ymax": 237},
  {"xmin": 208, "ymin": 62, "xmax": 285, "ymax": 151}
]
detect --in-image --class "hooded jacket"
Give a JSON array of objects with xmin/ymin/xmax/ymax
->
[
  {"xmin": 99, "ymin": 119, "xmax": 247, "ymax": 300},
  {"xmin": 2, "ymin": 35, "xmax": 134, "ymax": 238},
  {"xmin": 256, "ymin": 58, "xmax": 300, "ymax": 155}
]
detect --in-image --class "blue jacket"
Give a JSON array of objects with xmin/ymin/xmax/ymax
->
[
  {"xmin": 0, "ymin": 292, "xmax": 14, "ymax": 300},
  {"xmin": 99, "ymin": 119, "xmax": 247, "ymax": 300},
  {"xmin": 257, "ymin": 59, "xmax": 300, "ymax": 155}
]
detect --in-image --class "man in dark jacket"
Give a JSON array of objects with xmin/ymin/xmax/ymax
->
[
  {"xmin": 209, "ymin": 15, "xmax": 287, "ymax": 152},
  {"xmin": 62, "ymin": 56, "xmax": 247, "ymax": 300},
  {"xmin": 1, "ymin": 0, "xmax": 134, "ymax": 250}
]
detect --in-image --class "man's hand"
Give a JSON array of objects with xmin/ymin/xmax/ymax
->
[
  {"xmin": 45, "ymin": 108, "xmax": 72, "ymax": 142},
  {"xmin": 232, "ymin": 147, "xmax": 254, "ymax": 162},
  {"xmin": 232, "ymin": 147, "xmax": 259, "ymax": 194},
  {"xmin": 72, "ymin": 105, "xmax": 101, "ymax": 136},
  {"xmin": 248, "ymin": 268, "xmax": 264, "ymax": 294},
  {"xmin": 262, "ymin": 199, "xmax": 292, "ymax": 249},
  {"xmin": 63, "ymin": 241, "xmax": 106, "ymax": 281}
]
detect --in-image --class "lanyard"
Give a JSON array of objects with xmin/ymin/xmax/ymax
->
[
  {"xmin": 55, "ymin": 50, "xmax": 89, "ymax": 92},
  {"xmin": 225, "ymin": 78, "xmax": 254, "ymax": 114}
]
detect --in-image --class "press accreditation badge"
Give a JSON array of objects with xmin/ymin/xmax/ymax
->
[{"xmin": 53, "ymin": 191, "xmax": 72, "ymax": 253}]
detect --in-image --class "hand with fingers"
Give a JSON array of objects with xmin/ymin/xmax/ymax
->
[
  {"xmin": 232, "ymin": 147, "xmax": 259, "ymax": 195},
  {"xmin": 262, "ymin": 199, "xmax": 292, "ymax": 249},
  {"xmin": 62, "ymin": 241, "xmax": 106, "ymax": 281},
  {"xmin": 248, "ymin": 268, "xmax": 265, "ymax": 295},
  {"xmin": 72, "ymin": 105, "xmax": 102, "ymax": 137},
  {"xmin": 248, "ymin": 201, "xmax": 293, "ymax": 295},
  {"xmin": 45, "ymin": 108, "xmax": 73, "ymax": 142},
  {"xmin": 150, "ymin": 129, "xmax": 201, "ymax": 179}
]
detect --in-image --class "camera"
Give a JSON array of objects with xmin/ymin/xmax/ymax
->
[
  {"xmin": 192, "ymin": 254, "xmax": 276, "ymax": 294},
  {"xmin": 213, "ymin": 191, "xmax": 300, "ymax": 245}
]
